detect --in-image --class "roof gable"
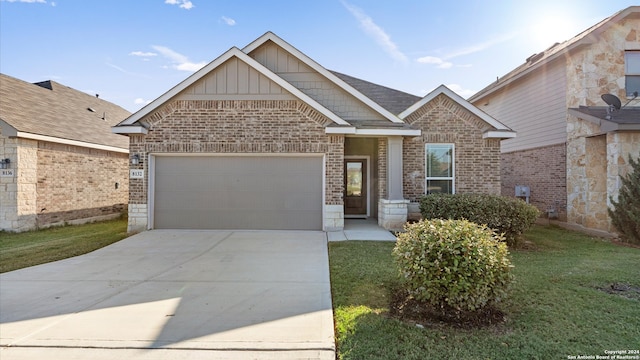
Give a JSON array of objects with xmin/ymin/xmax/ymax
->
[
  {"xmin": 114, "ymin": 47, "xmax": 350, "ymax": 131},
  {"xmin": 242, "ymin": 32, "xmax": 404, "ymax": 123},
  {"xmin": 0, "ymin": 73, "xmax": 130, "ymax": 150},
  {"xmin": 400, "ymin": 85, "xmax": 515, "ymax": 139}
]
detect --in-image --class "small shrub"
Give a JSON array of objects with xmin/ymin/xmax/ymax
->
[
  {"xmin": 608, "ymin": 155, "xmax": 640, "ymax": 244},
  {"xmin": 420, "ymin": 193, "xmax": 539, "ymax": 246},
  {"xmin": 393, "ymin": 219, "xmax": 513, "ymax": 313}
]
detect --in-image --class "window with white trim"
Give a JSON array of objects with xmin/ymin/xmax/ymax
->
[
  {"xmin": 425, "ymin": 144, "xmax": 454, "ymax": 194},
  {"xmin": 626, "ymin": 50, "xmax": 640, "ymax": 97}
]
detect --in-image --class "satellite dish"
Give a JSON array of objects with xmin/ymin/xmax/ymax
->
[{"xmin": 601, "ymin": 94, "xmax": 622, "ymax": 110}]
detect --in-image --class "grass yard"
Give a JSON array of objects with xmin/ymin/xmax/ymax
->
[
  {"xmin": 0, "ymin": 217, "xmax": 129, "ymax": 273},
  {"xmin": 329, "ymin": 225, "xmax": 640, "ymax": 360}
]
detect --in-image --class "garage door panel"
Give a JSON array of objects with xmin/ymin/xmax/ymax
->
[{"xmin": 154, "ymin": 156, "xmax": 323, "ymax": 230}]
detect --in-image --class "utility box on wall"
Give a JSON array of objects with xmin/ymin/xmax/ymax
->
[{"xmin": 515, "ymin": 185, "xmax": 530, "ymax": 203}]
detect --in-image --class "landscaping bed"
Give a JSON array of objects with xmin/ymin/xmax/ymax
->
[{"xmin": 329, "ymin": 225, "xmax": 640, "ymax": 359}]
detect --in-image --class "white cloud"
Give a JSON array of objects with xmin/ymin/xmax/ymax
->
[
  {"xmin": 221, "ymin": 16, "xmax": 236, "ymax": 26},
  {"xmin": 1, "ymin": 0, "xmax": 47, "ymax": 3},
  {"xmin": 134, "ymin": 98, "xmax": 152, "ymax": 105},
  {"xmin": 152, "ymin": 45, "xmax": 206, "ymax": 72},
  {"xmin": 416, "ymin": 56, "xmax": 453, "ymax": 69},
  {"xmin": 342, "ymin": 1, "xmax": 407, "ymax": 63},
  {"xmin": 445, "ymin": 84, "xmax": 475, "ymax": 98},
  {"xmin": 417, "ymin": 33, "xmax": 515, "ymax": 69},
  {"xmin": 129, "ymin": 51, "xmax": 158, "ymax": 57},
  {"xmin": 165, "ymin": 0, "xmax": 193, "ymax": 10}
]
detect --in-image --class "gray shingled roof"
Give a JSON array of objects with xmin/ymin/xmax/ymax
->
[
  {"xmin": 0, "ymin": 73, "xmax": 130, "ymax": 149},
  {"xmin": 330, "ymin": 71, "xmax": 421, "ymax": 115},
  {"xmin": 570, "ymin": 106, "xmax": 640, "ymax": 124}
]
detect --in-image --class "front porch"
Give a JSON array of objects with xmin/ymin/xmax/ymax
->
[{"xmin": 327, "ymin": 218, "xmax": 397, "ymax": 241}]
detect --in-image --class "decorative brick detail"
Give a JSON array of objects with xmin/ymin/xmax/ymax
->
[
  {"xmin": 501, "ymin": 144, "xmax": 567, "ymax": 219},
  {"xmin": 129, "ymin": 100, "xmax": 344, "ymax": 229},
  {"xmin": 402, "ymin": 93, "xmax": 501, "ymax": 203}
]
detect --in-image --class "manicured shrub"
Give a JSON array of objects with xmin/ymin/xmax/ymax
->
[
  {"xmin": 393, "ymin": 219, "xmax": 513, "ymax": 313},
  {"xmin": 419, "ymin": 193, "xmax": 539, "ymax": 246},
  {"xmin": 608, "ymin": 155, "xmax": 640, "ymax": 244}
]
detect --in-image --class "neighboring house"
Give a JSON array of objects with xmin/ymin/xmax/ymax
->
[
  {"xmin": 113, "ymin": 32, "xmax": 514, "ymax": 233},
  {"xmin": 0, "ymin": 74, "xmax": 131, "ymax": 232},
  {"xmin": 469, "ymin": 6, "xmax": 640, "ymax": 234}
]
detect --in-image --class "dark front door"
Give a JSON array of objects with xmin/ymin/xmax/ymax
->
[{"xmin": 344, "ymin": 159, "xmax": 367, "ymax": 216}]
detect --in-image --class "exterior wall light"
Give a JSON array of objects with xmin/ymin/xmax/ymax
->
[
  {"xmin": 0, "ymin": 158, "xmax": 10, "ymax": 169},
  {"xmin": 131, "ymin": 154, "xmax": 141, "ymax": 165}
]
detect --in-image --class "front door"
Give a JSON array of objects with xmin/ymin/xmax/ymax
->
[{"xmin": 344, "ymin": 159, "xmax": 367, "ymax": 216}]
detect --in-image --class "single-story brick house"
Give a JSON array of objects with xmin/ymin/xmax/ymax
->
[
  {"xmin": 113, "ymin": 32, "xmax": 515, "ymax": 233},
  {"xmin": 0, "ymin": 73, "xmax": 130, "ymax": 232}
]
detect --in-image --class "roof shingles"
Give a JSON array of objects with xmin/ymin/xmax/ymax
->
[{"xmin": 0, "ymin": 73, "xmax": 130, "ymax": 149}]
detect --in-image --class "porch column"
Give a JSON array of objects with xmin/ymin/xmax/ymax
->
[
  {"xmin": 387, "ymin": 136, "xmax": 404, "ymax": 200},
  {"xmin": 379, "ymin": 136, "xmax": 409, "ymax": 231}
]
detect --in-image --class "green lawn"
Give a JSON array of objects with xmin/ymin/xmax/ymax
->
[
  {"xmin": 329, "ymin": 225, "xmax": 640, "ymax": 360},
  {"xmin": 0, "ymin": 218, "xmax": 129, "ymax": 273}
]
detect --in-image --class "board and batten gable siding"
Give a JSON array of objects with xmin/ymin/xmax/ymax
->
[
  {"xmin": 477, "ymin": 59, "xmax": 567, "ymax": 153},
  {"xmin": 177, "ymin": 57, "xmax": 295, "ymax": 100},
  {"xmin": 247, "ymin": 41, "xmax": 385, "ymax": 121}
]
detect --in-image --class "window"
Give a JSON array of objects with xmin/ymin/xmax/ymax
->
[
  {"xmin": 425, "ymin": 144, "xmax": 454, "ymax": 194},
  {"xmin": 626, "ymin": 50, "xmax": 640, "ymax": 97}
]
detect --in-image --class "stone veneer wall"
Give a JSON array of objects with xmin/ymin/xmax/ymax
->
[
  {"xmin": 501, "ymin": 143, "xmax": 567, "ymax": 219},
  {"xmin": 401, "ymin": 94, "xmax": 501, "ymax": 219},
  {"xmin": 128, "ymin": 99, "xmax": 344, "ymax": 232},
  {"xmin": 1, "ymin": 126, "xmax": 128, "ymax": 232},
  {"xmin": 565, "ymin": 17, "xmax": 640, "ymax": 232}
]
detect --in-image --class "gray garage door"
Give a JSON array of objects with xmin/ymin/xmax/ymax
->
[{"xmin": 153, "ymin": 155, "xmax": 323, "ymax": 230}]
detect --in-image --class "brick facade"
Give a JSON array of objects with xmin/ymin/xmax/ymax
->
[
  {"xmin": 402, "ymin": 93, "xmax": 502, "ymax": 204},
  {"xmin": 35, "ymin": 142, "xmax": 128, "ymax": 226},
  {"xmin": 1, "ymin": 125, "xmax": 128, "ymax": 231},
  {"xmin": 500, "ymin": 143, "xmax": 567, "ymax": 219},
  {"xmin": 128, "ymin": 99, "xmax": 344, "ymax": 231}
]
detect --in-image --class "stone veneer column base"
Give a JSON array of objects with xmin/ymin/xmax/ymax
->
[
  {"xmin": 323, "ymin": 204, "xmax": 344, "ymax": 231},
  {"xmin": 378, "ymin": 199, "xmax": 409, "ymax": 231},
  {"xmin": 128, "ymin": 204, "xmax": 148, "ymax": 233}
]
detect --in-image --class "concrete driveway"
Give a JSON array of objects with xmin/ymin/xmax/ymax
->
[{"xmin": 0, "ymin": 230, "xmax": 335, "ymax": 360}]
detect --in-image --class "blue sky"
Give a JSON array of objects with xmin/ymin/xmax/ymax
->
[{"xmin": 1, "ymin": 0, "xmax": 637, "ymax": 112}]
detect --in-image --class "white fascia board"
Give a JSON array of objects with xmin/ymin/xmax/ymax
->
[
  {"xmin": 325, "ymin": 127, "xmax": 356, "ymax": 134},
  {"xmin": 115, "ymin": 46, "xmax": 349, "ymax": 127},
  {"xmin": 242, "ymin": 32, "xmax": 405, "ymax": 124},
  {"xmin": 325, "ymin": 127, "xmax": 421, "ymax": 136},
  {"xmin": 111, "ymin": 126, "xmax": 149, "ymax": 135},
  {"xmin": 15, "ymin": 132, "xmax": 129, "ymax": 153},
  {"xmin": 483, "ymin": 130, "xmax": 517, "ymax": 139},
  {"xmin": 400, "ymin": 85, "xmax": 513, "ymax": 131}
]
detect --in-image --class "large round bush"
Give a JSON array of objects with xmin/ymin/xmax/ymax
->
[{"xmin": 393, "ymin": 219, "xmax": 513, "ymax": 312}]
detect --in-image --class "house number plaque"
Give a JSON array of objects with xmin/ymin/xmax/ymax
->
[
  {"xmin": 130, "ymin": 169, "xmax": 144, "ymax": 179},
  {"xmin": 0, "ymin": 169, "xmax": 14, "ymax": 177}
]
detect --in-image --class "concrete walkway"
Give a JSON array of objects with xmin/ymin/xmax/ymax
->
[
  {"xmin": 0, "ymin": 230, "xmax": 335, "ymax": 360},
  {"xmin": 327, "ymin": 218, "xmax": 398, "ymax": 241}
]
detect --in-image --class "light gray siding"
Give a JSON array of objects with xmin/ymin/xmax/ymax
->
[
  {"xmin": 476, "ymin": 60, "xmax": 567, "ymax": 153},
  {"xmin": 178, "ymin": 58, "xmax": 294, "ymax": 100},
  {"xmin": 153, "ymin": 155, "xmax": 323, "ymax": 230},
  {"xmin": 248, "ymin": 41, "xmax": 384, "ymax": 121}
]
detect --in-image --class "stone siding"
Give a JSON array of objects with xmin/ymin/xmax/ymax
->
[
  {"xmin": 501, "ymin": 143, "xmax": 567, "ymax": 219},
  {"xmin": 402, "ymin": 93, "xmax": 502, "ymax": 206},
  {"xmin": 128, "ymin": 99, "xmax": 344, "ymax": 231}
]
